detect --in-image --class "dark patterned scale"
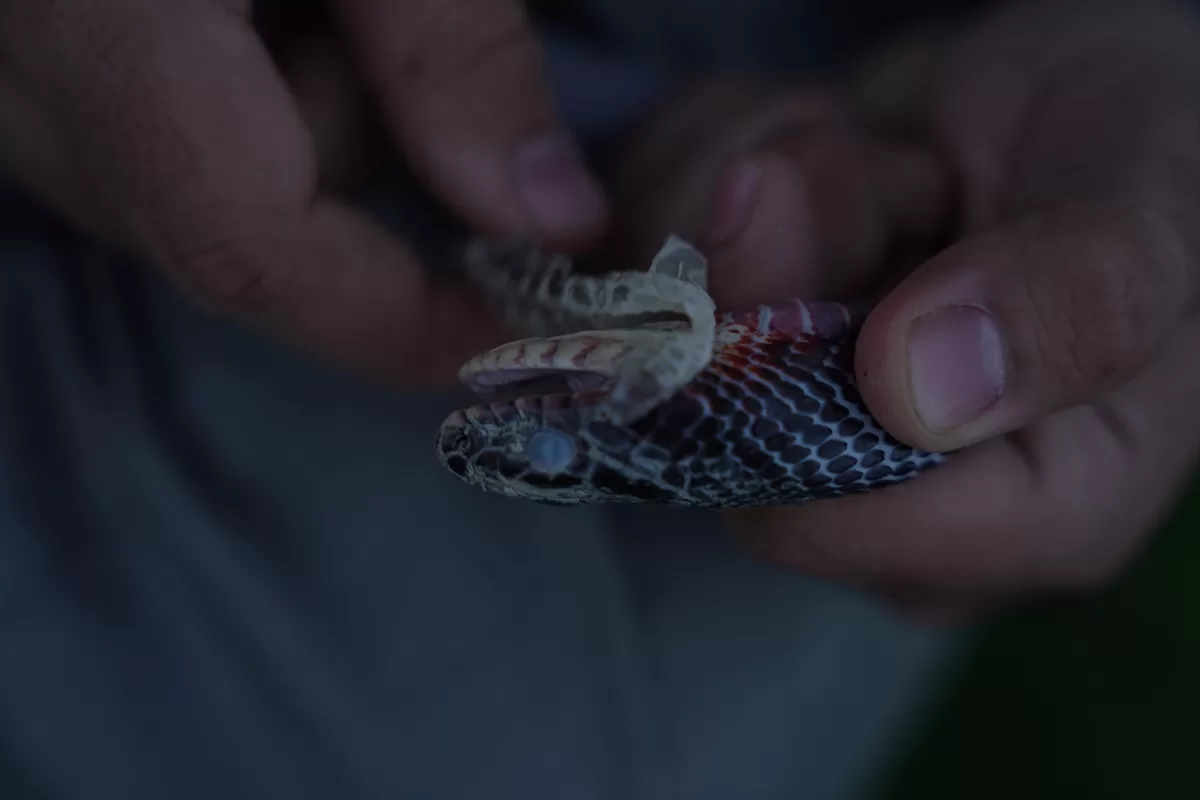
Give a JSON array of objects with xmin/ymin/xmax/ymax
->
[{"xmin": 437, "ymin": 298, "xmax": 945, "ymax": 508}]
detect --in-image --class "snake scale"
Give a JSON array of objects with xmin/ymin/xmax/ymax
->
[{"xmin": 436, "ymin": 235, "xmax": 944, "ymax": 508}]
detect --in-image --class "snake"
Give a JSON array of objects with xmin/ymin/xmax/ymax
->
[{"xmin": 435, "ymin": 235, "xmax": 945, "ymax": 509}]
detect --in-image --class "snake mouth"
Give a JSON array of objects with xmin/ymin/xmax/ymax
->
[
  {"xmin": 437, "ymin": 368, "xmax": 605, "ymax": 475},
  {"xmin": 436, "ymin": 383, "xmax": 602, "ymax": 502},
  {"xmin": 460, "ymin": 367, "xmax": 611, "ymax": 406}
]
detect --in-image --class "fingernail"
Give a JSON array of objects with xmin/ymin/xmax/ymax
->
[
  {"xmin": 704, "ymin": 158, "xmax": 764, "ymax": 247},
  {"xmin": 907, "ymin": 305, "xmax": 1006, "ymax": 433},
  {"xmin": 514, "ymin": 133, "xmax": 606, "ymax": 236}
]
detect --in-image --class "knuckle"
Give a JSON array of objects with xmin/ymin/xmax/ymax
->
[
  {"xmin": 1029, "ymin": 206, "xmax": 1183, "ymax": 395},
  {"xmin": 166, "ymin": 231, "xmax": 276, "ymax": 315}
]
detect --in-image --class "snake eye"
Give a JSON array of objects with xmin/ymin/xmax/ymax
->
[{"xmin": 525, "ymin": 428, "xmax": 576, "ymax": 475}]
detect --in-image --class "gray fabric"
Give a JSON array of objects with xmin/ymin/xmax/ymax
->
[{"xmin": 0, "ymin": 13, "xmax": 960, "ymax": 800}]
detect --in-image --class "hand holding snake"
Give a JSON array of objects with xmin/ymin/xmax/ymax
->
[
  {"xmin": 8, "ymin": 0, "xmax": 1196, "ymax": 619},
  {"xmin": 443, "ymin": 0, "xmax": 1200, "ymax": 618}
]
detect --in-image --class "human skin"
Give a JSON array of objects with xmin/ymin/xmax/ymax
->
[
  {"xmin": 2, "ymin": 0, "xmax": 1198, "ymax": 619},
  {"xmin": 0, "ymin": 0, "xmax": 607, "ymax": 384},
  {"xmin": 605, "ymin": 0, "xmax": 1200, "ymax": 619}
]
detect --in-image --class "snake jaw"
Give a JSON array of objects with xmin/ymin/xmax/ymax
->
[
  {"xmin": 435, "ymin": 386, "xmax": 681, "ymax": 505},
  {"xmin": 436, "ymin": 396, "xmax": 593, "ymax": 503}
]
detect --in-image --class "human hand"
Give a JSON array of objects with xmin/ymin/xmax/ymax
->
[
  {"xmin": 607, "ymin": 0, "xmax": 1200, "ymax": 619},
  {"xmin": 0, "ymin": 0, "xmax": 606, "ymax": 384}
]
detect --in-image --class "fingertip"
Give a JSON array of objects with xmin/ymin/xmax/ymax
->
[
  {"xmin": 855, "ymin": 245, "xmax": 1010, "ymax": 453},
  {"xmin": 702, "ymin": 156, "xmax": 764, "ymax": 250},
  {"xmin": 336, "ymin": 0, "xmax": 609, "ymax": 247},
  {"xmin": 853, "ymin": 288, "xmax": 930, "ymax": 449},
  {"xmin": 700, "ymin": 151, "xmax": 826, "ymax": 306},
  {"xmin": 906, "ymin": 304, "xmax": 1007, "ymax": 434},
  {"xmin": 699, "ymin": 140, "xmax": 895, "ymax": 305},
  {"xmin": 512, "ymin": 131, "xmax": 608, "ymax": 246}
]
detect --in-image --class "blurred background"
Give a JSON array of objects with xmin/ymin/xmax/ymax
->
[{"xmin": 873, "ymin": 479, "xmax": 1200, "ymax": 799}]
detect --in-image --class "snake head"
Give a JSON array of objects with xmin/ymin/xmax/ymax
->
[
  {"xmin": 435, "ymin": 309, "xmax": 701, "ymax": 504},
  {"xmin": 439, "ymin": 234, "xmax": 727, "ymax": 504},
  {"xmin": 437, "ymin": 235, "xmax": 946, "ymax": 507},
  {"xmin": 436, "ymin": 396, "xmax": 588, "ymax": 504},
  {"xmin": 436, "ymin": 378, "xmax": 687, "ymax": 505}
]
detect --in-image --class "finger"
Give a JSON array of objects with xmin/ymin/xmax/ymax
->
[
  {"xmin": 607, "ymin": 81, "xmax": 845, "ymax": 260},
  {"xmin": 0, "ymin": 0, "xmax": 505, "ymax": 385},
  {"xmin": 855, "ymin": 202, "xmax": 1196, "ymax": 452},
  {"xmin": 859, "ymin": 3, "xmax": 1200, "ymax": 453},
  {"xmin": 729, "ymin": 314, "xmax": 1200, "ymax": 595},
  {"xmin": 333, "ymin": 0, "xmax": 606, "ymax": 246},
  {"xmin": 1, "ymin": 13, "xmax": 385, "ymax": 216},
  {"xmin": 607, "ymin": 89, "xmax": 951, "ymax": 305},
  {"xmin": 699, "ymin": 131, "xmax": 950, "ymax": 306}
]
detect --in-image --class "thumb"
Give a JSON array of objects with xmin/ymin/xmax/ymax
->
[{"xmin": 855, "ymin": 203, "xmax": 1195, "ymax": 451}]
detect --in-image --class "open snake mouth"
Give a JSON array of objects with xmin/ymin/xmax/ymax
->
[
  {"xmin": 436, "ymin": 365, "xmax": 613, "ymax": 494},
  {"xmin": 435, "ymin": 350, "xmax": 691, "ymax": 505},
  {"xmin": 461, "ymin": 367, "xmax": 610, "ymax": 404}
]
